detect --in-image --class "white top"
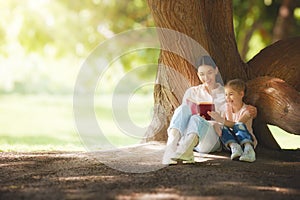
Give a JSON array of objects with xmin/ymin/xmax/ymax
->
[
  {"xmin": 226, "ymin": 103, "xmax": 258, "ymax": 147},
  {"xmin": 182, "ymin": 83, "xmax": 226, "ymax": 116}
]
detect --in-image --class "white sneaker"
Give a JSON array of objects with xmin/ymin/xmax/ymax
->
[
  {"xmin": 162, "ymin": 145, "xmax": 177, "ymax": 165},
  {"xmin": 230, "ymin": 143, "xmax": 243, "ymax": 160},
  {"xmin": 171, "ymin": 134, "xmax": 198, "ymax": 164},
  {"xmin": 171, "ymin": 152, "xmax": 195, "ymax": 164},
  {"xmin": 162, "ymin": 129, "xmax": 181, "ymax": 165},
  {"xmin": 239, "ymin": 147, "xmax": 256, "ymax": 162},
  {"xmin": 162, "ymin": 159, "xmax": 177, "ymax": 165}
]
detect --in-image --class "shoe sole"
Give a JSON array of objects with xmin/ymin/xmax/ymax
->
[
  {"xmin": 171, "ymin": 157, "xmax": 195, "ymax": 164},
  {"xmin": 231, "ymin": 156, "xmax": 241, "ymax": 161},
  {"xmin": 231, "ymin": 153, "xmax": 242, "ymax": 161},
  {"xmin": 239, "ymin": 157, "xmax": 255, "ymax": 162},
  {"xmin": 162, "ymin": 161, "xmax": 177, "ymax": 165}
]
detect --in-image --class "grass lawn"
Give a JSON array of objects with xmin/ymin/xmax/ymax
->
[
  {"xmin": 0, "ymin": 94, "xmax": 299, "ymax": 152},
  {"xmin": 0, "ymin": 94, "xmax": 84, "ymax": 152}
]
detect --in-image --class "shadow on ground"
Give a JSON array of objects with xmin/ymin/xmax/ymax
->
[{"xmin": 0, "ymin": 142, "xmax": 299, "ymax": 200}]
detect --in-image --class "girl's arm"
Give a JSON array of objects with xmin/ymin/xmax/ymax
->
[
  {"xmin": 208, "ymin": 110, "xmax": 252, "ymax": 128},
  {"xmin": 223, "ymin": 111, "xmax": 251, "ymax": 127}
]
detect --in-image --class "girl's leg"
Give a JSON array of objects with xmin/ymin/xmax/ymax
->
[
  {"xmin": 221, "ymin": 126, "xmax": 243, "ymax": 160},
  {"xmin": 220, "ymin": 126, "xmax": 237, "ymax": 148},
  {"xmin": 232, "ymin": 122, "xmax": 254, "ymax": 146},
  {"xmin": 232, "ymin": 122, "xmax": 255, "ymax": 162}
]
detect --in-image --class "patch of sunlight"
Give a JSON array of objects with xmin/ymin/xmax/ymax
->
[
  {"xmin": 264, "ymin": 0, "xmax": 272, "ymax": 6},
  {"xmin": 294, "ymin": 8, "xmax": 300, "ymax": 19},
  {"xmin": 269, "ymin": 125, "xmax": 300, "ymax": 150},
  {"xmin": 246, "ymin": 32, "xmax": 266, "ymax": 61},
  {"xmin": 247, "ymin": 185, "xmax": 299, "ymax": 195}
]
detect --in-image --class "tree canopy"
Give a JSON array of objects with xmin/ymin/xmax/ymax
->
[{"xmin": 0, "ymin": 0, "xmax": 299, "ymax": 94}]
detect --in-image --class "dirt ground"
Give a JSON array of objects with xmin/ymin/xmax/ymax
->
[{"xmin": 0, "ymin": 142, "xmax": 299, "ymax": 200}]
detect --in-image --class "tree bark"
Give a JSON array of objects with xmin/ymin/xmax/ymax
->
[
  {"xmin": 245, "ymin": 76, "xmax": 300, "ymax": 134},
  {"xmin": 145, "ymin": 0, "xmax": 300, "ymax": 149},
  {"xmin": 248, "ymin": 37, "xmax": 300, "ymax": 91}
]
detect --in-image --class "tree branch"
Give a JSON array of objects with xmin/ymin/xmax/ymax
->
[{"xmin": 245, "ymin": 76, "xmax": 300, "ymax": 135}]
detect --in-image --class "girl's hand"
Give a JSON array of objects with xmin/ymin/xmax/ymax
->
[
  {"xmin": 225, "ymin": 103, "xmax": 233, "ymax": 121},
  {"xmin": 208, "ymin": 111, "xmax": 225, "ymax": 125}
]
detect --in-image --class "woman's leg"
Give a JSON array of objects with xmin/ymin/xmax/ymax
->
[
  {"xmin": 189, "ymin": 116, "xmax": 221, "ymax": 154},
  {"xmin": 172, "ymin": 115, "xmax": 219, "ymax": 162},
  {"xmin": 162, "ymin": 105, "xmax": 192, "ymax": 164},
  {"xmin": 167, "ymin": 105, "xmax": 192, "ymax": 136},
  {"xmin": 162, "ymin": 128, "xmax": 181, "ymax": 164},
  {"xmin": 171, "ymin": 133, "xmax": 199, "ymax": 163}
]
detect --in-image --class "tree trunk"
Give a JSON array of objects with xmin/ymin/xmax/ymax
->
[
  {"xmin": 145, "ymin": 0, "xmax": 300, "ymax": 149},
  {"xmin": 272, "ymin": 0, "xmax": 297, "ymax": 43}
]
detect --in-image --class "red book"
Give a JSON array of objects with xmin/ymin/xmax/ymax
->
[{"xmin": 186, "ymin": 98, "xmax": 215, "ymax": 120}]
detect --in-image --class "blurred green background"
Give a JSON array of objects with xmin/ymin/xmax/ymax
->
[{"xmin": 0, "ymin": 0, "xmax": 299, "ymax": 152}]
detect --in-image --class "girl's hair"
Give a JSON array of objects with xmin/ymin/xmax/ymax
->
[
  {"xmin": 225, "ymin": 79, "xmax": 246, "ymax": 93},
  {"xmin": 196, "ymin": 55, "xmax": 217, "ymax": 69}
]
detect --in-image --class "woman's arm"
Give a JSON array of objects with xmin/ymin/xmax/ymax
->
[{"xmin": 181, "ymin": 87, "xmax": 192, "ymax": 105}]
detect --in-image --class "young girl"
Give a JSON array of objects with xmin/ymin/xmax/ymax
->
[{"xmin": 209, "ymin": 79, "xmax": 257, "ymax": 162}]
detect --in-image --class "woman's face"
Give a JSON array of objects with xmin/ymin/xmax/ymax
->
[{"xmin": 197, "ymin": 65, "xmax": 218, "ymax": 87}]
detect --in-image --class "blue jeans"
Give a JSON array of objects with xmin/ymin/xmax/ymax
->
[
  {"xmin": 168, "ymin": 105, "xmax": 210, "ymax": 138},
  {"xmin": 220, "ymin": 122, "xmax": 254, "ymax": 149},
  {"xmin": 168, "ymin": 104, "xmax": 221, "ymax": 153}
]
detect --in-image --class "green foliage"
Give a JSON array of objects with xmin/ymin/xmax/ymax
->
[
  {"xmin": 0, "ymin": 0, "xmax": 299, "ymax": 93},
  {"xmin": 0, "ymin": 0, "xmax": 155, "ymax": 94},
  {"xmin": 233, "ymin": 0, "xmax": 273, "ymax": 60},
  {"xmin": 233, "ymin": 0, "xmax": 300, "ymax": 61}
]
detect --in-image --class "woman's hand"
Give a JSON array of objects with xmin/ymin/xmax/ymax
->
[
  {"xmin": 238, "ymin": 105, "xmax": 257, "ymax": 123},
  {"xmin": 245, "ymin": 105, "xmax": 257, "ymax": 119}
]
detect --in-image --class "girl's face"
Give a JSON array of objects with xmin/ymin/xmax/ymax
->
[
  {"xmin": 225, "ymin": 86, "xmax": 244, "ymax": 106},
  {"xmin": 197, "ymin": 65, "xmax": 218, "ymax": 87}
]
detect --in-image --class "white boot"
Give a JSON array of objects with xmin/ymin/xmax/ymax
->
[
  {"xmin": 171, "ymin": 133, "xmax": 199, "ymax": 163},
  {"xmin": 162, "ymin": 129, "xmax": 181, "ymax": 165}
]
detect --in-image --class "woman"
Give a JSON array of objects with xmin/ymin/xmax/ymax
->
[{"xmin": 162, "ymin": 56, "xmax": 255, "ymax": 165}]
